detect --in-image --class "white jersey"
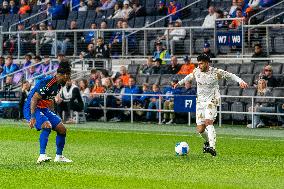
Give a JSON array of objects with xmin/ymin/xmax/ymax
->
[{"xmin": 178, "ymin": 67, "xmax": 243, "ymax": 106}]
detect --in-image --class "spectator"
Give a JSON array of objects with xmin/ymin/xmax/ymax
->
[
  {"xmin": 83, "ymin": 44, "xmax": 95, "ymax": 58},
  {"xmin": 229, "ymin": 8, "xmax": 245, "ymax": 29},
  {"xmin": 1, "ymin": 1, "xmax": 10, "ymax": 14},
  {"xmin": 162, "ymin": 78, "xmax": 181, "ymax": 124},
  {"xmin": 34, "ymin": 55, "xmax": 43, "ymax": 74},
  {"xmin": 27, "ymin": 24, "xmax": 38, "ymax": 52},
  {"xmin": 87, "ymin": 0, "xmax": 96, "ymax": 10},
  {"xmin": 202, "ymin": 6, "xmax": 217, "ymax": 28},
  {"xmin": 231, "ymin": 0, "xmax": 249, "ymax": 18},
  {"xmin": 203, "ymin": 42, "xmax": 216, "ymax": 59},
  {"xmin": 18, "ymin": 0, "xmax": 31, "ymax": 15},
  {"xmin": 251, "ymin": 43, "xmax": 267, "ymax": 62},
  {"xmin": 153, "ymin": 41, "xmax": 171, "ymax": 65},
  {"xmin": 23, "ymin": 54, "xmax": 33, "ymax": 68},
  {"xmin": 108, "ymin": 2, "xmax": 123, "ymax": 19},
  {"xmin": 1, "ymin": 56, "xmax": 19, "ymax": 77},
  {"xmin": 167, "ymin": 0, "xmax": 182, "ymax": 22},
  {"xmin": 169, "ymin": 19, "xmax": 186, "ymax": 41},
  {"xmin": 26, "ymin": 65, "xmax": 40, "ymax": 82},
  {"xmin": 56, "ymin": 79, "xmax": 84, "ymax": 123},
  {"xmin": 165, "ymin": 56, "xmax": 181, "ymax": 74},
  {"xmin": 259, "ymin": 65, "xmax": 278, "ymax": 88},
  {"xmin": 157, "ymin": 22, "xmax": 174, "ymax": 41},
  {"xmin": 177, "ymin": 56, "xmax": 195, "ymax": 75},
  {"xmin": 246, "ymin": 0, "xmax": 261, "ymax": 15},
  {"xmin": 229, "ymin": 0, "xmax": 238, "ymax": 17},
  {"xmin": 78, "ymin": 0, "xmax": 88, "ymax": 11},
  {"xmin": 146, "ymin": 84, "xmax": 162, "ymax": 122},
  {"xmin": 157, "ymin": 0, "xmax": 167, "ymax": 16},
  {"xmin": 41, "ymin": 23, "xmax": 55, "ymax": 54},
  {"xmin": 276, "ymin": 101, "xmax": 284, "ymax": 128},
  {"xmin": 122, "ymin": 77, "xmax": 141, "ymax": 107},
  {"xmin": 89, "ymin": 69, "xmax": 100, "ymax": 88},
  {"xmin": 83, "ymin": 23, "xmax": 97, "ymax": 44},
  {"xmin": 150, "ymin": 58, "xmax": 165, "ymax": 75},
  {"xmin": 216, "ymin": 9, "xmax": 228, "ymax": 28},
  {"xmin": 181, "ymin": 80, "xmax": 196, "ymax": 96},
  {"xmin": 94, "ymin": 37, "xmax": 110, "ymax": 58},
  {"xmin": 79, "ymin": 79, "xmax": 90, "ymax": 105},
  {"xmin": 247, "ymin": 79, "xmax": 274, "ymax": 128},
  {"xmin": 140, "ymin": 57, "xmax": 153, "ymax": 75},
  {"xmin": 89, "ymin": 79, "xmax": 105, "ymax": 110},
  {"xmin": 109, "ymin": 20, "xmax": 123, "ymax": 55},
  {"xmin": 0, "ymin": 56, "xmax": 5, "ymax": 74},
  {"xmin": 9, "ymin": 0, "xmax": 19, "ymax": 14},
  {"xmin": 19, "ymin": 81, "xmax": 31, "ymax": 119},
  {"xmin": 121, "ymin": 0, "xmax": 133, "ymax": 20},
  {"xmin": 118, "ymin": 66, "xmax": 130, "ymax": 86},
  {"xmin": 48, "ymin": 0, "xmax": 67, "ymax": 20},
  {"xmin": 97, "ymin": 0, "xmax": 116, "ymax": 12},
  {"xmin": 109, "ymin": 78, "xmax": 125, "ymax": 122},
  {"xmin": 131, "ymin": 2, "xmax": 145, "ymax": 17},
  {"xmin": 138, "ymin": 83, "xmax": 151, "ymax": 108},
  {"xmin": 37, "ymin": 55, "xmax": 54, "ymax": 74}
]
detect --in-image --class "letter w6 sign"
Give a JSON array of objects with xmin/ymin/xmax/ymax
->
[{"xmin": 174, "ymin": 96, "xmax": 196, "ymax": 112}]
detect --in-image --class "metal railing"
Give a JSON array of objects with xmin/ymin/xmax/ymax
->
[{"xmin": 86, "ymin": 93, "xmax": 284, "ymax": 128}]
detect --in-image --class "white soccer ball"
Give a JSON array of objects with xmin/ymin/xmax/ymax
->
[{"xmin": 175, "ymin": 142, "xmax": 189, "ymax": 156}]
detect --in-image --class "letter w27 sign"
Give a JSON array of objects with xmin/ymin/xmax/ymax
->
[
  {"xmin": 216, "ymin": 31, "xmax": 242, "ymax": 47},
  {"xmin": 174, "ymin": 96, "xmax": 196, "ymax": 112}
]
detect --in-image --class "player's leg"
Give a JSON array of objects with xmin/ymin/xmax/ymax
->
[
  {"xmin": 196, "ymin": 102, "xmax": 209, "ymax": 152},
  {"xmin": 204, "ymin": 103, "xmax": 217, "ymax": 156}
]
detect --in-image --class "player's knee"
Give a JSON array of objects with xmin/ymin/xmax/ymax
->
[
  {"xmin": 205, "ymin": 119, "xmax": 214, "ymax": 126},
  {"xmin": 196, "ymin": 125, "xmax": 206, "ymax": 133},
  {"xmin": 55, "ymin": 123, "xmax": 67, "ymax": 135}
]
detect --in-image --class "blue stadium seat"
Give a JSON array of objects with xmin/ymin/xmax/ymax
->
[
  {"xmin": 241, "ymin": 74, "xmax": 255, "ymax": 86},
  {"xmin": 56, "ymin": 20, "xmax": 66, "ymax": 30},
  {"xmin": 68, "ymin": 11, "xmax": 78, "ymax": 20}
]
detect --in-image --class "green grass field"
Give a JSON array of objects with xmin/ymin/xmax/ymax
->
[{"xmin": 0, "ymin": 120, "xmax": 283, "ymax": 189}]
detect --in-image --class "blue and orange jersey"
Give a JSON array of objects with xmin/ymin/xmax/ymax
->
[{"xmin": 24, "ymin": 75, "xmax": 61, "ymax": 121}]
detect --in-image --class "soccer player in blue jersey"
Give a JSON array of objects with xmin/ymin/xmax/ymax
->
[{"xmin": 24, "ymin": 60, "xmax": 73, "ymax": 163}]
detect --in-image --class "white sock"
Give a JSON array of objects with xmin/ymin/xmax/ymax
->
[
  {"xmin": 199, "ymin": 129, "xmax": 208, "ymax": 142},
  {"xmin": 56, "ymin": 154, "xmax": 62, "ymax": 158},
  {"xmin": 206, "ymin": 125, "xmax": 216, "ymax": 149},
  {"xmin": 39, "ymin": 154, "xmax": 46, "ymax": 157}
]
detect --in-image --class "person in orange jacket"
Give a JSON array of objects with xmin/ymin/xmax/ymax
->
[{"xmin": 177, "ymin": 56, "xmax": 196, "ymax": 75}]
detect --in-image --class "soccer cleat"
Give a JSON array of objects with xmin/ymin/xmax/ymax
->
[
  {"xmin": 203, "ymin": 142, "xmax": 210, "ymax": 153},
  {"xmin": 166, "ymin": 119, "xmax": 174, "ymax": 125},
  {"xmin": 54, "ymin": 155, "xmax": 73, "ymax": 163},
  {"xmin": 37, "ymin": 154, "xmax": 52, "ymax": 164},
  {"xmin": 208, "ymin": 147, "xmax": 217, "ymax": 157},
  {"xmin": 161, "ymin": 119, "xmax": 167, "ymax": 124}
]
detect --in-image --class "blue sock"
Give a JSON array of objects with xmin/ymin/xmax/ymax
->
[
  {"xmin": 56, "ymin": 133, "xmax": 66, "ymax": 155},
  {"xmin": 39, "ymin": 129, "xmax": 51, "ymax": 154}
]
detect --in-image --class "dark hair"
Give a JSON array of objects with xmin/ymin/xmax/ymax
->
[
  {"xmin": 236, "ymin": 8, "xmax": 242, "ymax": 12},
  {"xmin": 197, "ymin": 53, "xmax": 210, "ymax": 62},
  {"xmin": 254, "ymin": 43, "xmax": 262, "ymax": 48},
  {"xmin": 25, "ymin": 54, "xmax": 32, "ymax": 59},
  {"xmin": 57, "ymin": 60, "xmax": 71, "ymax": 74},
  {"xmin": 34, "ymin": 55, "xmax": 42, "ymax": 61}
]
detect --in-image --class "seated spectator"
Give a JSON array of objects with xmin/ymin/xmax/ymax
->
[
  {"xmin": 167, "ymin": 0, "xmax": 182, "ymax": 22},
  {"xmin": 146, "ymin": 84, "xmax": 162, "ymax": 122},
  {"xmin": 248, "ymin": 79, "xmax": 274, "ymax": 128},
  {"xmin": 97, "ymin": 0, "xmax": 116, "ymax": 13},
  {"xmin": 251, "ymin": 43, "xmax": 267, "ymax": 62},
  {"xmin": 78, "ymin": 0, "xmax": 88, "ymax": 11},
  {"xmin": 83, "ymin": 23, "xmax": 97, "ymax": 44},
  {"xmin": 100, "ymin": 21, "xmax": 112, "ymax": 43},
  {"xmin": 89, "ymin": 78, "xmax": 105, "ymax": 107},
  {"xmin": 1, "ymin": 1, "xmax": 10, "ymax": 14},
  {"xmin": 10, "ymin": 0, "xmax": 20, "ymax": 15},
  {"xmin": 258, "ymin": 65, "xmax": 278, "ymax": 88},
  {"xmin": 19, "ymin": 81, "xmax": 31, "ymax": 119},
  {"xmin": 1, "ymin": 56, "xmax": 19, "ymax": 77},
  {"xmin": 229, "ymin": 8, "xmax": 245, "ymax": 29},
  {"xmin": 120, "ymin": 0, "xmax": 133, "ymax": 20},
  {"xmin": 177, "ymin": 56, "xmax": 195, "ymax": 75},
  {"xmin": 56, "ymin": 79, "xmax": 84, "ymax": 123},
  {"xmin": 150, "ymin": 58, "xmax": 165, "ymax": 75},
  {"xmin": 95, "ymin": 37, "xmax": 110, "ymax": 58},
  {"xmin": 202, "ymin": 6, "xmax": 217, "ymax": 28},
  {"xmin": 122, "ymin": 77, "xmax": 141, "ymax": 107},
  {"xmin": 157, "ymin": 22, "xmax": 174, "ymax": 41},
  {"xmin": 18, "ymin": 0, "xmax": 31, "ymax": 15},
  {"xmin": 82, "ymin": 44, "xmax": 95, "ymax": 58},
  {"xmin": 87, "ymin": 0, "xmax": 96, "ymax": 10},
  {"xmin": 165, "ymin": 56, "xmax": 181, "ymax": 74},
  {"xmin": 40, "ymin": 23, "xmax": 55, "ymax": 53},
  {"xmin": 231, "ymin": 0, "xmax": 249, "ymax": 18},
  {"xmin": 0, "ymin": 56, "xmax": 5, "ymax": 75},
  {"xmin": 79, "ymin": 79, "xmax": 90, "ymax": 105},
  {"xmin": 23, "ymin": 54, "xmax": 33, "ymax": 68},
  {"xmin": 276, "ymin": 100, "xmax": 284, "ymax": 128},
  {"xmin": 162, "ymin": 78, "xmax": 181, "ymax": 124},
  {"xmin": 33, "ymin": 55, "xmax": 43, "ymax": 74},
  {"xmin": 140, "ymin": 57, "xmax": 153, "ymax": 75},
  {"xmin": 48, "ymin": 0, "xmax": 67, "ymax": 20},
  {"xmin": 153, "ymin": 41, "xmax": 171, "ymax": 65},
  {"xmin": 26, "ymin": 65, "xmax": 40, "ymax": 82},
  {"xmin": 131, "ymin": 2, "xmax": 145, "ymax": 17},
  {"xmin": 89, "ymin": 69, "xmax": 100, "ymax": 88},
  {"xmin": 216, "ymin": 9, "xmax": 229, "ymax": 28},
  {"xmin": 37, "ymin": 55, "xmax": 54, "ymax": 74},
  {"xmin": 108, "ymin": 2, "xmax": 123, "ymax": 19},
  {"xmin": 169, "ymin": 19, "xmax": 186, "ymax": 41},
  {"xmin": 203, "ymin": 42, "xmax": 216, "ymax": 59},
  {"xmin": 118, "ymin": 66, "xmax": 130, "ymax": 86},
  {"xmin": 181, "ymin": 80, "xmax": 196, "ymax": 96},
  {"xmin": 157, "ymin": 0, "xmax": 168, "ymax": 16},
  {"xmin": 109, "ymin": 20, "xmax": 123, "ymax": 55},
  {"xmin": 246, "ymin": 0, "xmax": 261, "ymax": 15},
  {"xmin": 229, "ymin": 0, "xmax": 238, "ymax": 17},
  {"xmin": 138, "ymin": 83, "xmax": 151, "ymax": 109}
]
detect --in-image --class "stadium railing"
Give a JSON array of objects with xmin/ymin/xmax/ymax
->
[
  {"xmin": 87, "ymin": 93, "xmax": 284, "ymax": 128},
  {"xmin": 1, "ymin": 24, "xmax": 284, "ymax": 59}
]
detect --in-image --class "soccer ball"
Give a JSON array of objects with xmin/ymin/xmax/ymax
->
[{"xmin": 175, "ymin": 142, "xmax": 189, "ymax": 156}]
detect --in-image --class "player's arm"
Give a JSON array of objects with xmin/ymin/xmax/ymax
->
[
  {"xmin": 174, "ymin": 70, "xmax": 195, "ymax": 88},
  {"xmin": 217, "ymin": 69, "xmax": 248, "ymax": 88},
  {"xmin": 29, "ymin": 92, "xmax": 42, "ymax": 128}
]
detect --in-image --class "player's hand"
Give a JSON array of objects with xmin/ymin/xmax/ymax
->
[
  {"xmin": 173, "ymin": 83, "xmax": 178, "ymax": 89},
  {"xmin": 239, "ymin": 81, "xmax": 248, "ymax": 89},
  {"xmin": 29, "ymin": 118, "xmax": 36, "ymax": 129}
]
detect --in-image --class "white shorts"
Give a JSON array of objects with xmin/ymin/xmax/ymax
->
[{"xmin": 196, "ymin": 102, "xmax": 217, "ymax": 125}]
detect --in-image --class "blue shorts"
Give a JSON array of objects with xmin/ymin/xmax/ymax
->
[{"xmin": 35, "ymin": 108, "xmax": 61, "ymax": 131}]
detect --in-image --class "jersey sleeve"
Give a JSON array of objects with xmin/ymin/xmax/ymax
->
[
  {"xmin": 178, "ymin": 68, "xmax": 196, "ymax": 85},
  {"xmin": 216, "ymin": 68, "xmax": 243, "ymax": 83}
]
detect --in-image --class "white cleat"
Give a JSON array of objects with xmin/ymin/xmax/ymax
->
[
  {"xmin": 37, "ymin": 154, "xmax": 52, "ymax": 164},
  {"xmin": 54, "ymin": 155, "xmax": 73, "ymax": 163}
]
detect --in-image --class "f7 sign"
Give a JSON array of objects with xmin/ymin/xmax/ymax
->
[
  {"xmin": 216, "ymin": 31, "xmax": 242, "ymax": 47},
  {"xmin": 174, "ymin": 96, "xmax": 196, "ymax": 112}
]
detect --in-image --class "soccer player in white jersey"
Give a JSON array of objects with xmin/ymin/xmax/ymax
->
[{"xmin": 174, "ymin": 54, "xmax": 248, "ymax": 156}]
